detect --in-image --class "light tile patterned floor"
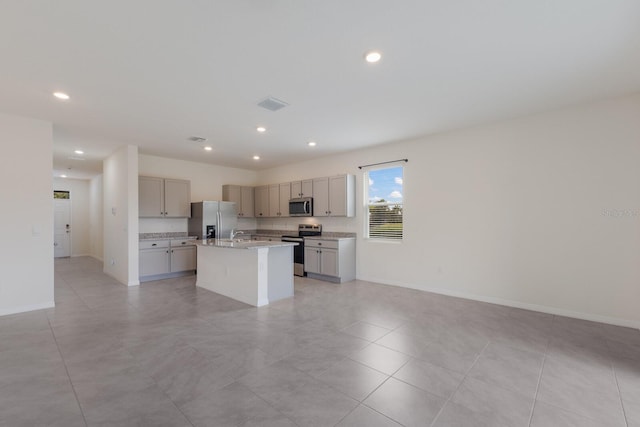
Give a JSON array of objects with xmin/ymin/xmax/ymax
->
[{"xmin": 0, "ymin": 256, "xmax": 638, "ymax": 426}]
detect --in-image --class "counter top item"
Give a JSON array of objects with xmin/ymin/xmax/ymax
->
[
  {"xmin": 196, "ymin": 239, "xmax": 295, "ymax": 306},
  {"xmin": 195, "ymin": 239, "xmax": 297, "ymax": 250}
]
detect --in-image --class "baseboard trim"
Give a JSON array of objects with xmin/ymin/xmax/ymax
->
[
  {"xmin": 356, "ymin": 276, "xmax": 640, "ymax": 330},
  {"xmin": 0, "ymin": 301, "xmax": 55, "ymax": 317},
  {"xmin": 139, "ymin": 270, "xmax": 195, "ymax": 283}
]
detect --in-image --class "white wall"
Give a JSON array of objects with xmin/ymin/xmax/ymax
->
[
  {"xmin": 53, "ymin": 178, "xmax": 90, "ymax": 256},
  {"xmin": 0, "ymin": 113, "xmax": 54, "ymax": 315},
  {"xmin": 138, "ymin": 154, "xmax": 259, "ymax": 233},
  {"xmin": 89, "ymin": 174, "xmax": 103, "ymax": 261},
  {"xmin": 258, "ymin": 94, "xmax": 640, "ymax": 328},
  {"xmin": 103, "ymin": 145, "xmax": 139, "ymax": 286}
]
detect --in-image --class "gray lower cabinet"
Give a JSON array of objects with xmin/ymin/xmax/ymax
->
[
  {"xmin": 139, "ymin": 239, "xmax": 196, "ymax": 281},
  {"xmin": 304, "ymin": 238, "xmax": 355, "ymax": 283},
  {"xmin": 139, "ymin": 247, "xmax": 170, "ymax": 276},
  {"xmin": 170, "ymin": 246, "xmax": 196, "ymax": 272}
]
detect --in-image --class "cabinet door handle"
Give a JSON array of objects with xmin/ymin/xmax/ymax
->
[
  {"xmin": 171, "ymin": 250, "xmax": 174, "ymax": 253},
  {"xmin": 151, "ymin": 243, "xmax": 157, "ymax": 246}
]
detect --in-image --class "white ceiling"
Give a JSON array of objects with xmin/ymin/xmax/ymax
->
[{"xmin": 2, "ymin": 1, "xmax": 640, "ymax": 178}]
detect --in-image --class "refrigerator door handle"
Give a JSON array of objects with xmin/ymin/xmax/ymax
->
[{"xmin": 217, "ymin": 211, "xmax": 221, "ymax": 238}]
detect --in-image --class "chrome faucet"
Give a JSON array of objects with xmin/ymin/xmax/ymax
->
[{"xmin": 230, "ymin": 229, "xmax": 245, "ymax": 240}]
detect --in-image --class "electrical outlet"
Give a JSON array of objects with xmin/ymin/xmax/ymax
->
[{"xmin": 110, "ymin": 259, "xmax": 115, "ymax": 266}]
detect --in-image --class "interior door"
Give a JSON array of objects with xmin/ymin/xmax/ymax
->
[{"xmin": 54, "ymin": 199, "xmax": 71, "ymax": 257}]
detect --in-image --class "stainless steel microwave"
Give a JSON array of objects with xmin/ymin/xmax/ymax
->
[{"xmin": 289, "ymin": 197, "xmax": 313, "ymax": 217}]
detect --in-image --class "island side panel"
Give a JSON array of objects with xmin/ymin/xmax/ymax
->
[
  {"xmin": 196, "ymin": 245, "xmax": 262, "ymax": 306},
  {"xmin": 266, "ymin": 245, "xmax": 294, "ymax": 303}
]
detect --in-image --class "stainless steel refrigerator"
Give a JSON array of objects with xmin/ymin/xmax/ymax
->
[{"xmin": 188, "ymin": 201, "xmax": 237, "ymax": 239}]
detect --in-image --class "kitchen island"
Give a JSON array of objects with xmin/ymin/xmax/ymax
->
[{"xmin": 194, "ymin": 239, "xmax": 298, "ymax": 307}]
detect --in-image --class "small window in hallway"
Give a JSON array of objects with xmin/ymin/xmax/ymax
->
[{"xmin": 54, "ymin": 190, "xmax": 70, "ymax": 199}]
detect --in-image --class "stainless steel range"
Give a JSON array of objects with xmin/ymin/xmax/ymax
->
[{"xmin": 281, "ymin": 224, "xmax": 322, "ymax": 276}]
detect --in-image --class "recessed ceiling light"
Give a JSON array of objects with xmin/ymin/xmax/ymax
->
[
  {"xmin": 53, "ymin": 92, "xmax": 70, "ymax": 100},
  {"xmin": 364, "ymin": 51, "xmax": 382, "ymax": 63},
  {"xmin": 308, "ymin": 141, "xmax": 317, "ymax": 147},
  {"xmin": 204, "ymin": 146, "xmax": 213, "ymax": 151},
  {"xmin": 256, "ymin": 126, "xmax": 266, "ymax": 133},
  {"xmin": 60, "ymin": 174, "xmax": 67, "ymax": 178},
  {"xmin": 74, "ymin": 150, "xmax": 84, "ymax": 155},
  {"xmin": 253, "ymin": 155, "xmax": 260, "ymax": 160}
]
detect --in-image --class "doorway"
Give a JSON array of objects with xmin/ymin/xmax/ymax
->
[{"xmin": 54, "ymin": 190, "xmax": 71, "ymax": 258}]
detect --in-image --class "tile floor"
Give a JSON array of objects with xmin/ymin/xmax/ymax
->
[{"xmin": 1, "ymin": 256, "xmax": 639, "ymax": 426}]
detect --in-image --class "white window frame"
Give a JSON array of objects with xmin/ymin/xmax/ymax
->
[{"xmin": 364, "ymin": 165, "xmax": 404, "ymax": 241}]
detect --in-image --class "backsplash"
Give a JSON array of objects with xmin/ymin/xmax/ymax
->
[
  {"xmin": 255, "ymin": 216, "xmax": 358, "ymax": 233},
  {"xmin": 138, "ymin": 218, "xmax": 188, "ymax": 233},
  {"xmin": 138, "ymin": 216, "xmax": 353, "ymax": 234}
]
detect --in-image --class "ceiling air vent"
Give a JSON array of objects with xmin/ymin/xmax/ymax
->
[
  {"xmin": 257, "ymin": 96, "xmax": 289, "ymax": 112},
  {"xmin": 188, "ymin": 136, "xmax": 207, "ymax": 143}
]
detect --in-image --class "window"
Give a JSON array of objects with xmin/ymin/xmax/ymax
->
[
  {"xmin": 365, "ymin": 165, "xmax": 403, "ymax": 240},
  {"xmin": 53, "ymin": 190, "xmax": 70, "ymax": 199}
]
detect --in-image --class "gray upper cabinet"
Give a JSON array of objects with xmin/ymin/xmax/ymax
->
[
  {"xmin": 139, "ymin": 176, "xmax": 164, "ymax": 217},
  {"xmin": 139, "ymin": 176, "xmax": 191, "ymax": 218},
  {"xmin": 279, "ymin": 183, "xmax": 291, "ymax": 217},
  {"xmin": 254, "ymin": 185, "xmax": 269, "ymax": 217},
  {"xmin": 268, "ymin": 184, "xmax": 280, "ymax": 217},
  {"xmin": 240, "ymin": 186, "xmax": 254, "ymax": 218},
  {"xmin": 222, "ymin": 174, "xmax": 353, "ymax": 219},
  {"xmin": 312, "ymin": 175, "xmax": 355, "ymax": 217},
  {"xmin": 312, "ymin": 177, "xmax": 330, "ymax": 217},
  {"xmin": 291, "ymin": 179, "xmax": 313, "ymax": 198},
  {"xmin": 164, "ymin": 179, "xmax": 191, "ymax": 217},
  {"xmin": 222, "ymin": 184, "xmax": 254, "ymax": 217},
  {"xmin": 269, "ymin": 183, "xmax": 291, "ymax": 217},
  {"xmin": 328, "ymin": 175, "xmax": 354, "ymax": 217}
]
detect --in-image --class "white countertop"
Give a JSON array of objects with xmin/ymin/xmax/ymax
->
[{"xmin": 195, "ymin": 239, "xmax": 298, "ymax": 250}]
